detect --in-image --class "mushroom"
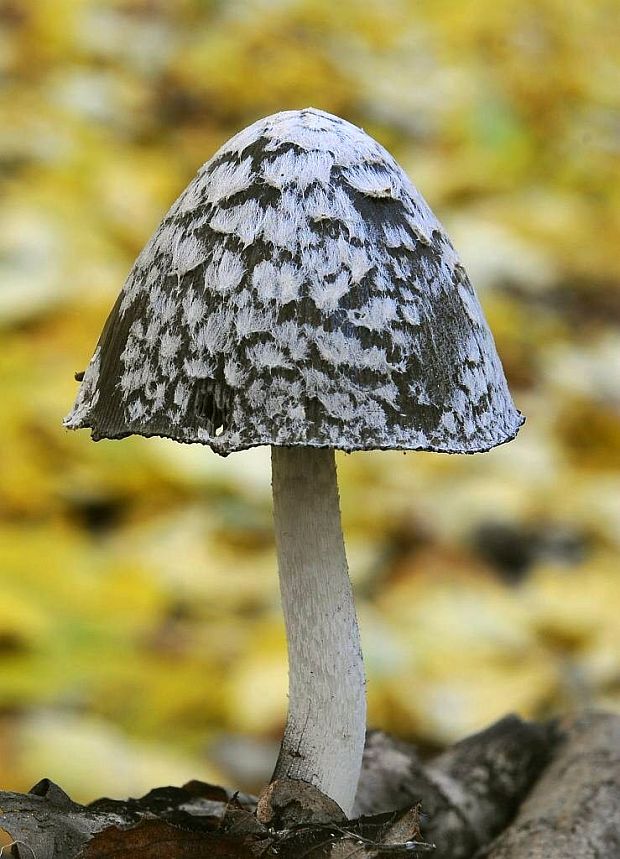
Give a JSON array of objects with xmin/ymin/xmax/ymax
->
[{"xmin": 64, "ymin": 108, "xmax": 523, "ymax": 817}]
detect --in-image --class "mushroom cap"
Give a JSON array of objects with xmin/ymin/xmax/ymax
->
[{"xmin": 65, "ymin": 108, "xmax": 523, "ymax": 456}]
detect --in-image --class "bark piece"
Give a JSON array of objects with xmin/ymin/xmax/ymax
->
[
  {"xmin": 478, "ymin": 712, "xmax": 620, "ymax": 859},
  {"xmin": 355, "ymin": 715, "xmax": 553, "ymax": 858},
  {"xmin": 354, "ymin": 730, "xmax": 429, "ymax": 816},
  {"xmin": 0, "ymin": 779, "xmax": 107, "ymax": 859},
  {"xmin": 426, "ymin": 714, "xmax": 551, "ymax": 854}
]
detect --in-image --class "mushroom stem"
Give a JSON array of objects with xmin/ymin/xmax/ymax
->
[{"xmin": 270, "ymin": 445, "xmax": 366, "ymax": 816}]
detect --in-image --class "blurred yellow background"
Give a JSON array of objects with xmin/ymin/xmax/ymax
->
[{"xmin": 0, "ymin": 0, "xmax": 619, "ymax": 804}]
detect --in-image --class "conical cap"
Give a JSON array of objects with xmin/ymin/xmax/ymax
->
[{"xmin": 65, "ymin": 108, "xmax": 523, "ymax": 456}]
